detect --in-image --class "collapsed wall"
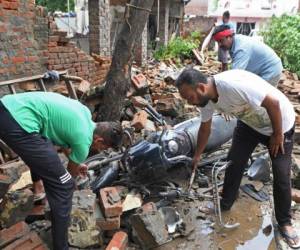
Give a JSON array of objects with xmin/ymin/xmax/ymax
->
[{"xmin": 0, "ymin": 0, "xmax": 111, "ymax": 87}]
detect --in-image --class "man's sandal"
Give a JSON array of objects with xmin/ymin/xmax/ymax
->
[
  {"xmin": 279, "ymin": 226, "xmax": 300, "ymax": 249},
  {"xmin": 33, "ymin": 192, "xmax": 46, "ymax": 202}
]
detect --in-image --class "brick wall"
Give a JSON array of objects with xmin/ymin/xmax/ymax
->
[
  {"xmin": 183, "ymin": 16, "xmax": 216, "ymax": 35},
  {"xmin": 0, "ymin": 0, "xmax": 48, "ymax": 81},
  {"xmin": 0, "ymin": 1, "xmax": 111, "ymax": 87}
]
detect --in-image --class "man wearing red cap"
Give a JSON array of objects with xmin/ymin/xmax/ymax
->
[{"xmin": 213, "ymin": 24, "xmax": 282, "ymax": 87}]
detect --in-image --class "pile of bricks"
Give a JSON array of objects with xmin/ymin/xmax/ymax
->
[{"xmin": 47, "ymin": 18, "xmax": 111, "ymax": 87}]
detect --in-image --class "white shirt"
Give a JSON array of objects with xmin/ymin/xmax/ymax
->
[{"xmin": 201, "ymin": 70, "xmax": 295, "ymax": 136}]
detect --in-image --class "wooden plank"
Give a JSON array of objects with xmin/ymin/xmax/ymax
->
[
  {"xmin": 64, "ymin": 78, "xmax": 78, "ymax": 100},
  {"xmin": 0, "ymin": 70, "xmax": 67, "ymax": 87},
  {"xmin": 38, "ymin": 79, "xmax": 47, "ymax": 92},
  {"xmin": 8, "ymin": 85, "xmax": 16, "ymax": 94}
]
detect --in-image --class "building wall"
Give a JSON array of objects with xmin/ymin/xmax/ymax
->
[
  {"xmin": 0, "ymin": 1, "xmax": 110, "ymax": 87},
  {"xmin": 0, "ymin": 0, "xmax": 48, "ymax": 81}
]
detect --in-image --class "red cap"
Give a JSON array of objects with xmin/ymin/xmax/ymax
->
[{"xmin": 213, "ymin": 29, "xmax": 233, "ymax": 41}]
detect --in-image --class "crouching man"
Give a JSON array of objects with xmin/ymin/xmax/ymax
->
[
  {"xmin": 176, "ymin": 69, "xmax": 299, "ymax": 249},
  {"xmin": 0, "ymin": 92, "xmax": 123, "ymax": 250}
]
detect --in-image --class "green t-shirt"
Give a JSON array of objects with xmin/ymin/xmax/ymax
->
[{"xmin": 1, "ymin": 92, "xmax": 96, "ymax": 164}]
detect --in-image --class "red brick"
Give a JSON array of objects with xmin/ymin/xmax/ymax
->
[
  {"xmin": 48, "ymin": 35, "xmax": 59, "ymax": 42},
  {"xmin": 0, "ymin": 25, "xmax": 7, "ymax": 32},
  {"xmin": 3, "ymin": 231, "xmax": 46, "ymax": 250},
  {"xmin": 27, "ymin": 56, "xmax": 39, "ymax": 62},
  {"xmin": 131, "ymin": 73, "xmax": 148, "ymax": 90},
  {"xmin": 105, "ymin": 231, "xmax": 128, "ymax": 250},
  {"xmin": 131, "ymin": 110, "xmax": 148, "ymax": 132},
  {"xmin": 99, "ymin": 187, "xmax": 123, "ymax": 218},
  {"xmin": 292, "ymin": 188, "xmax": 300, "ymax": 203},
  {"xmin": 2, "ymin": 1, "xmax": 19, "ymax": 10},
  {"xmin": 11, "ymin": 56, "xmax": 25, "ymax": 64},
  {"xmin": 139, "ymin": 202, "xmax": 157, "ymax": 214},
  {"xmin": 97, "ymin": 216, "xmax": 120, "ymax": 231},
  {"xmin": 0, "ymin": 221, "xmax": 30, "ymax": 248},
  {"xmin": 48, "ymin": 41, "xmax": 57, "ymax": 47}
]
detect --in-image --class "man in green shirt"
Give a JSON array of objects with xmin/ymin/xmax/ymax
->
[{"xmin": 0, "ymin": 92, "xmax": 123, "ymax": 250}]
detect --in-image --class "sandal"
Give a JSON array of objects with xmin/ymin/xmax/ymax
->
[
  {"xmin": 33, "ymin": 192, "xmax": 46, "ymax": 202},
  {"xmin": 279, "ymin": 226, "xmax": 300, "ymax": 249}
]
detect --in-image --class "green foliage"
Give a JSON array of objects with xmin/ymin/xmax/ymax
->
[
  {"xmin": 262, "ymin": 14, "xmax": 300, "ymax": 76},
  {"xmin": 36, "ymin": 0, "xmax": 75, "ymax": 12},
  {"xmin": 153, "ymin": 33, "xmax": 201, "ymax": 62}
]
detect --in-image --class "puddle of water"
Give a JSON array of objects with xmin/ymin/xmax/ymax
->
[
  {"xmin": 236, "ymin": 212, "xmax": 274, "ymax": 250},
  {"xmin": 215, "ymin": 195, "xmax": 276, "ymax": 250}
]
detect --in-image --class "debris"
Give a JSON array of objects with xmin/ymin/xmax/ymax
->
[
  {"xmin": 0, "ymin": 189, "xmax": 34, "ymax": 228},
  {"xmin": 68, "ymin": 190, "xmax": 102, "ymax": 248},
  {"xmin": 9, "ymin": 171, "xmax": 32, "ymax": 192},
  {"xmin": 240, "ymin": 184, "xmax": 269, "ymax": 202},
  {"xmin": 122, "ymin": 190, "xmax": 142, "ymax": 212},
  {"xmin": 130, "ymin": 211, "xmax": 169, "ymax": 249},
  {"xmin": 155, "ymin": 97, "xmax": 185, "ymax": 117},
  {"xmin": 0, "ymin": 175, "xmax": 11, "ymax": 199},
  {"xmin": 292, "ymin": 188, "xmax": 300, "ymax": 203},
  {"xmin": 105, "ymin": 231, "xmax": 128, "ymax": 250},
  {"xmin": 2, "ymin": 231, "xmax": 47, "ymax": 250},
  {"xmin": 131, "ymin": 110, "xmax": 149, "ymax": 132},
  {"xmin": 99, "ymin": 187, "xmax": 123, "ymax": 218},
  {"xmin": 247, "ymin": 155, "xmax": 271, "ymax": 182},
  {"xmin": 96, "ymin": 201, "xmax": 120, "ymax": 231},
  {"xmin": 131, "ymin": 74, "xmax": 149, "ymax": 94},
  {"xmin": 159, "ymin": 207, "xmax": 183, "ymax": 234},
  {"xmin": 0, "ymin": 160, "xmax": 29, "ymax": 184},
  {"xmin": 0, "ymin": 221, "xmax": 30, "ymax": 248}
]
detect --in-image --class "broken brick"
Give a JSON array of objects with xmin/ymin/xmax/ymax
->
[
  {"xmin": 0, "ymin": 221, "xmax": 30, "ymax": 248},
  {"xmin": 292, "ymin": 188, "xmax": 300, "ymax": 203},
  {"xmin": 131, "ymin": 74, "xmax": 148, "ymax": 92},
  {"xmin": 131, "ymin": 96, "xmax": 149, "ymax": 108},
  {"xmin": 131, "ymin": 110, "xmax": 148, "ymax": 132},
  {"xmin": 105, "ymin": 231, "xmax": 128, "ymax": 250},
  {"xmin": 0, "ymin": 174, "xmax": 11, "ymax": 199},
  {"xmin": 138, "ymin": 202, "xmax": 157, "ymax": 214},
  {"xmin": 97, "ymin": 216, "xmax": 120, "ymax": 231},
  {"xmin": 99, "ymin": 187, "xmax": 123, "ymax": 218},
  {"xmin": 3, "ymin": 231, "xmax": 47, "ymax": 250}
]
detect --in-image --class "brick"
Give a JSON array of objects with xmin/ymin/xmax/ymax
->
[
  {"xmin": 131, "ymin": 73, "xmax": 148, "ymax": 91},
  {"xmin": 138, "ymin": 202, "xmax": 157, "ymax": 214},
  {"xmin": 0, "ymin": 221, "xmax": 30, "ymax": 248},
  {"xmin": 131, "ymin": 96, "xmax": 149, "ymax": 108},
  {"xmin": 11, "ymin": 56, "xmax": 25, "ymax": 64},
  {"xmin": 47, "ymin": 41, "xmax": 57, "ymax": 47},
  {"xmin": 27, "ymin": 56, "xmax": 39, "ymax": 62},
  {"xmin": 131, "ymin": 110, "xmax": 148, "ymax": 132},
  {"xmin": 99, "ymin": 187, "xmax": 122, "ymax": 218},
  {"xmin": 0, "ymin": 174, "xmax": 11, "ymax": 199},
  {"xmin": 292, "ymin": 188, "xmax": 300, "ymax": 203},
  {"xmin": 97, "ymin": 216, "xmax": 120, "ymax": 231},
  {"xmin": 2, "ymin": 1, "xmax": 19, "ymax": 10},
  {"xmin": 0, "ymin": 25, "xmax": 7, "ymax": 32},
  {"xmin": 48, "ymin": 35, "xmax": 59, "ymax": 42},
  {"xmin": 105, "ymin": 231, "xmax": 128, "ymax": 250},
  {"xmin": 3, "ymin": 231, "xmax": 46, "ymax": 250}
]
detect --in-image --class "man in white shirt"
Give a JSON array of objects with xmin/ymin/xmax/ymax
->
[{"xmin": 176, "ymin": 68, "xmax": 299, "ymax": 248}]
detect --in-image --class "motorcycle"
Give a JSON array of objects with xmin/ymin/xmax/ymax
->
[{"xmin": 83, "ymin": 105, "xmax": 237, "ymax": 194}]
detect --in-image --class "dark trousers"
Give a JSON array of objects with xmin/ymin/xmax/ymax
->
[
  {"xmin": 222, "ymin": 120, "xmax": 294, "ymax": 226},
  {"xmin": 0, "ymin": 102, "xmax": 74, "ymax": 250}
]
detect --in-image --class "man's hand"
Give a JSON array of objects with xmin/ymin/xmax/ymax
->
[
  {"xmin": 191, "ymin": 155, "xmax": 201, "ymax": 171},
  {"xmin": 269, "ymin": 133, "xmax": 284, "ymax": 157},
  {"xmin": 78, "ymin": 164, "xmax": 88, "ymax": 178}
]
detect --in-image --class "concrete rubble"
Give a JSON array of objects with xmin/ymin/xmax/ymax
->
[{"xmin": 0, "ymin": 52, "xmax": 300, "ymax": 250}]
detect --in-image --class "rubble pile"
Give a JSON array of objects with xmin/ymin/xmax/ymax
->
[{"xmin": 2, "ymin": 52, "xmax": 300, "ymax": 250}]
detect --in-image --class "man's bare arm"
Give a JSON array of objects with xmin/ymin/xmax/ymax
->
[
  {"xmin": 192, "ymin": 119, "xmax": 212, "ymax": 169},
  {"xmin": 261, "ymin": 94, "xmax": 284, "ymax": 157}
]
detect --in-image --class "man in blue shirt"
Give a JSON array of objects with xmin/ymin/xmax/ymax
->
[
  {"xmin": 217, "ymin": 11, "xmax": 236, "ymax": 71},
  {"xmin": 213, "ymin": 24, "xmax": 283, "ymax": 86}
]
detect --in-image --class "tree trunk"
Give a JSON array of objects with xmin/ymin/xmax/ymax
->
[{"xmin": 97, "ymin": 0, "xmax": 154, "ymax": 121}]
